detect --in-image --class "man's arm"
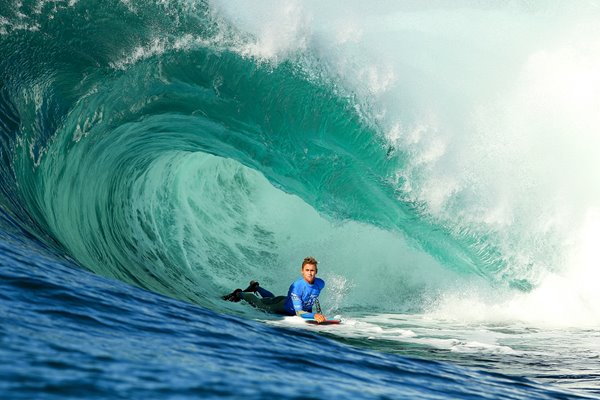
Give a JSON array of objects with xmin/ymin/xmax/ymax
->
[
  {"xmin": 291, "ymin": 293, "xmax": 326, "ymax": 322},
  {"xmin": 311, "ymin": 297, "xmax": 326, "ymax": 323},
  {"xmin": 314, "ymin": 299, "xmax": 322, "ymax": 314},
  {"xmin": 291, "ymin": 293, "xmax": 315, "ymax": 319}
]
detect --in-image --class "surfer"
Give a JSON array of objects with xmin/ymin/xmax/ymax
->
[{"xmin": 223, "ymin": 256, "xmax": 327, "ymax": 323}]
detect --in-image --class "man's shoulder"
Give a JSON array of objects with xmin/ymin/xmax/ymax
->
[
  {"xmin": 289, "ymin": 277, "xmax": 305, "ymax": 290},
  {"xmin": 292, "ymin": 277, "xmax": 305, "ymax": 286},
  {"xmin": 315, "ymin": 278, "xmax": 325, "ymax": 289}
]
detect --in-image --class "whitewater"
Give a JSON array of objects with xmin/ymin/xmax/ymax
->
[{"xmin": 1, "ymin": 0, "xmax": 599, "ymax": 398}]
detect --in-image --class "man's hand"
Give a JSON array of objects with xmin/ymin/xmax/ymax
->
[{"xmin": 314, "ymin": 313, "xmax": 327, "ymax": 323}]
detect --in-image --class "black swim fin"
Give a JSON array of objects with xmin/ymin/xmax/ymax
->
[
  {"xmin": 242, "ymin": 280, "xmax": 260, "ymax": 293},
  {"xmin": 222, "ymin": 288, "xmax": 242, "ymax": 302},
  {"xmin": 222, "ymin": 281, "xmax": 259, "ymax": 302}
]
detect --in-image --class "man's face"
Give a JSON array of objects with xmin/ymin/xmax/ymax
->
[{"xmin": 301, "ymin": 263, "xmax": 317, "ymax": 284}]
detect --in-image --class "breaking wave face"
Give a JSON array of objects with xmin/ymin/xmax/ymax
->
[{"xmin": 1, "ymin": 0, "xmax": 600, "ymax": 326}]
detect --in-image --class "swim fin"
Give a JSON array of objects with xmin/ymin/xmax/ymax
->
[
  {"xmin": 222, "ymin": 281, "xmax": 259, "ymax": 302},
  {"xmin": 243, "ymin": 280, "xmax": 260, "ymax": 293},
  {"xmin": 222, "ymin": 288, "xmax": 242, "ymax": 302}
]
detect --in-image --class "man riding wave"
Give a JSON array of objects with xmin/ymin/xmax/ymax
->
[{"xmin": 223, "ymin": 256, "xmax": 327, "ymax": 323}]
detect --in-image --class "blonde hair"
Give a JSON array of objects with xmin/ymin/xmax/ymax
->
[{"xmin": 301, "ymin": 256, "xmax": 318, "ymax": 269}]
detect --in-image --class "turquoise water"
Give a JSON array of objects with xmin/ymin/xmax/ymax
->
[{"xmin": 1, "ymin": 1, "xmax": 600, "ymax": 398}]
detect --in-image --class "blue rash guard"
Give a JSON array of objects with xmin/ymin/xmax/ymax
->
[{"xmin": 284, "ymin": 277, "xmax": 325, "ymax": 319}]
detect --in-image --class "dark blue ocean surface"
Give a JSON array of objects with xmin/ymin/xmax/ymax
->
[
  {"xmin": 0, "ymin": 236, "xmax": 589, "ymax": 400},
  {"xmin": 2, "ymin": 1, "xmax": 600, "ymax": 399}
]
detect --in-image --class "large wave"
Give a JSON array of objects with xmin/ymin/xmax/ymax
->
[{"xmin": 1, "ymin": 0, "xmax": 599, "ymax": 325}]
